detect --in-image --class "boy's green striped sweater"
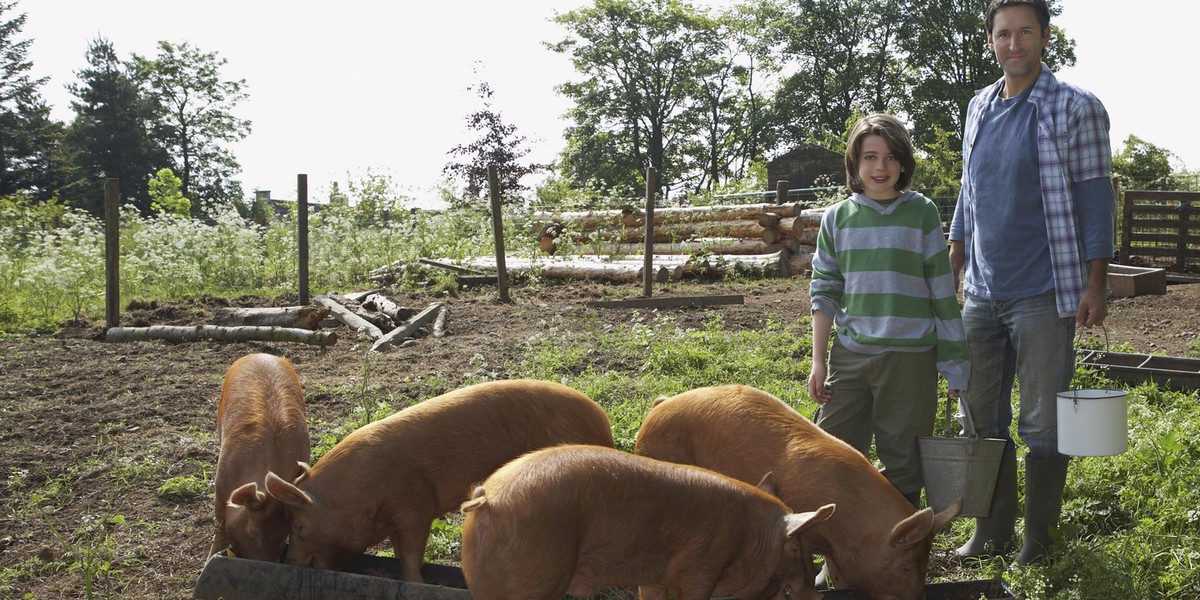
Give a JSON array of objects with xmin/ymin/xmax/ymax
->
[{"xmin": 810, "ymin": 191, "xmax": 970, "ymax": 390}]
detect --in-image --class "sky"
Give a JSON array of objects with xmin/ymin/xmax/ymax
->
[{"xmin": 18, "ymin": 0, "xmax": 1193, "ymax": 206}]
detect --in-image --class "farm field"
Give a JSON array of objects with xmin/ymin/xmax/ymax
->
[{"xmin": 1, "ymin": 278, "xmax": 1198, "ymax": 599}]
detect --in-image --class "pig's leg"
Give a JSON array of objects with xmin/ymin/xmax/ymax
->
[
  {"xmin": 638, "ymin": 584, "xmax": 670, "ymax": 600},
  {"xmin": 675, "ymin": 580, "xmax": 720, "ymax": 600},
  {"xmin": 389, "ymin": 519, "xmax": 432, "ymax": 583}
]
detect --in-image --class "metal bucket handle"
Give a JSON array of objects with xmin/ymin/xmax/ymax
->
[
  {"xmin": 1070, "ymin": 324, "xmax": 1111, "ymax": 410},
  {"xmin": 944, "ymin": 395, "xmax": 978, "ymax": 441}
]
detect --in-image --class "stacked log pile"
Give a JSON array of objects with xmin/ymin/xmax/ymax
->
[
  {"xmin": 530, "ymin": 202, "xmax": 825, "ymax": 282},
  {"xmin": 105, "ymin": 290, "xmax": 449, "ymax": 353}
]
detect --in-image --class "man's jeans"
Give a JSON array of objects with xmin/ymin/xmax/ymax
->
[{"xmin": 961, "ymin": 291, "xmax": 1075, "ymax": 459}]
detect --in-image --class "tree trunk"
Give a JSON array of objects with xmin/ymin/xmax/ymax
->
[
  {"xmin": 211, "ymin": 306, "xmax": 329, "ymax": 330},
  {"xmin": 105, "ymin": 325, "xmax": 336, "ymax": 347}
]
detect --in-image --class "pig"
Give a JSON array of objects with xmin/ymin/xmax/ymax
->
[
  {"xmin": 264, "ymin": 378, "xmax": 615, "ymax": 582},
  {"xmin": 634, "ymin": 385, "xmax": 960, "ymax": 600},
  {"xmin": 209, "ymin": 352, "xmax": 310, "ymax": 562},
  {"xmin": 460, "ymin": 444, "xmax": 836, "ymax": 600}
]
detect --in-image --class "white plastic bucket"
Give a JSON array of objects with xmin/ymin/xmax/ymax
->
[{"xmin": 1056, "ymin": 389, "xmax": 1129, "ymax": 456}]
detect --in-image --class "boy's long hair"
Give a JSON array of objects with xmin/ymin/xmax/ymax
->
[{"xmin": 844, "ymin": 113, "xmax": 916, "ymax": 194}]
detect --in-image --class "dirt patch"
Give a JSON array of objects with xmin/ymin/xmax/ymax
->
[{"xmin": 1, "ymin": 279, "xmax": 1197, "ymax": 598}]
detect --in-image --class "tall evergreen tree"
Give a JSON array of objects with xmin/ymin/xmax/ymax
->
[
  {"xmin": 0, "ymin": 1, "xmax": 66, "ymax": 199},
  {"xmin": 131, "ymin": 41, "xmax": 250, "ymax": 216},
  {"xmin": 63, "ymin": 36, "xmax": 168, "ymax": 216}
]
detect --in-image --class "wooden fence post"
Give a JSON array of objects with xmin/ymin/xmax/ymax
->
[
  {"xmin": 775, "ymin": 180, "xmax": 789, "ymax": 205},
  {"xmin": 487, "ymin": 165, "xmax": 511, "ymax": 303},
  {"xmin": 298, "ymin": 174, "xmax": 310, "ymax": 305},
  {"xmin": 104, "ymin": 178, "xmax": 120, "ymax": 328},
  {"xmin": 643, "ymin": 167, "xmax": 658, "ymax": 298}
]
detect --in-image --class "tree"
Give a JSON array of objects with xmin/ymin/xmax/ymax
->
[
  {"xmin": 131, "ymin": 41, "xmax": 251, "ymax": 216},
  {"xmin": 443, "ymin": 80, "xmax": 546, "ymax": 208},
  {"xmin": 62, "ymin": 36, "xmax": 169, "ymax": 216},
  {"xmin": 897, "ymin": 0, "xmax": 1075, "ymax": 151},
  {"xmin": 147, "ymin": 167, "xmax": 191, "ymax": 217},
  {"xmin": 1112, "ymin": 135, "xmax": 1175, "ymax": 191},
  {"xmin": 762, "ymin": 0, "xmax": 908, "ymax": 151},
  {"xmin": 550, "ymin": 0, "xmax": 718, "ymax": 197},
  {"xmin": 0, "ymin": 1, "xmax": 67, "ymax": 199}
]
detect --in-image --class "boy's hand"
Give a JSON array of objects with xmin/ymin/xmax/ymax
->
[{"xmin": 808, "ymin": 363, "xmax": 831, "ymax": 405}]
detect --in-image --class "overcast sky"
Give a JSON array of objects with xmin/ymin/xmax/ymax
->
[{"xmin": 20, "ymin": 0, "xmax": 1191, "ymax": 205}]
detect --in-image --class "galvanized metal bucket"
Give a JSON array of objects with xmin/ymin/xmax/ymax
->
[{"xmin": 919, "ymin": 396, "xmax": 1007, "ymax": 517}]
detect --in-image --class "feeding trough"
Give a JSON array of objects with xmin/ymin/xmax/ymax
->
[
  {"xmin": 819, "ymin": 578, "xmax": 1015, "ymax": 599},
  {"xmin": 1077, "ymin": 348, "xmax": 1200, "ymax": 391},
  {"xmin": 194, "ymin": 552, "xmax": 1012, "ymax": 600},
  {"xmin": 193, "ymin": 553, "xmax": 470, "ymax": 600}
]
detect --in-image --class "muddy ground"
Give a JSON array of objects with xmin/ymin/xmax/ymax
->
[{"xmin": 1, "ymin": 278, "xmax": 1197, "ymax": 599}]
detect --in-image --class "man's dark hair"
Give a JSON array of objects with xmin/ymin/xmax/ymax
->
[{"xmin": 986, "ymin": 0, "xmax": 1051, "ymax": 34}]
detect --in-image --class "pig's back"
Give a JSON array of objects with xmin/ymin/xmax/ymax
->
[
  {"xmin": 317, "ymin": 379, "xmax": 613, "ymax": 511},
  {"xmin": 635, "ymin": 384, "xmax": 867, "ymax": 508}
]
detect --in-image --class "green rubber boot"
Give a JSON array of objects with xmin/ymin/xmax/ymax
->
[
  {"xmin": 955, "ymin": 442, "xmax": 1018, "ymax": 558},
  {"xmin": 1017, "ymin": 454, "xmax": 1070, "ymax": 564}
]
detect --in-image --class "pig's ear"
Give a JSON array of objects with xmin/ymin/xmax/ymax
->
[
  {"xmin": 933, "ymin": 498, "xmax": 962, "ymax": 532},
  {"xmin": 293, "ymin": 461, "xmax": 312, "ymax": 485},
  {"xmin": 785, "ymin": 503, "xmax": 836, "ymax": 536},
  {"xmin": 889, "ymin": 507, "xmax": 935, "ymax": 549},
  {"xmin": 229, "ymin": 482, "xmax": 268, "ymax": 511},
  {"xmin": 265, "ymin": 471, "xmax": 314, "ymax": 509},
  {"xmin": 754, "ymin": 472, "xmax": 777, "ymax": 496}
]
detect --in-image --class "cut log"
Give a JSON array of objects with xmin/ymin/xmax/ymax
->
[
  {"xmin": 105, "ymin": 325, "xmax": 337, "ymax": 347},
  {"xmin": 562, "ymin": 238, "xmax": 784, "ymax": 257},
  {"xmin": 211, "ymin": 306, "xmax": 330, "ymax": 330},
  {"xmin": 371, "ymin": 302, "xmax": 446, "ymax": 353},
  {"xmin": 313, "ymin": 295, "xmax": 384, "ymax": 339},
  {"xmin": 533, "ymin": 203, "xmax": 804, "ymax": 235},
  {"xmin": 362, "ymin": 293, "xmax": 413, "ymax": 322},
  {"xmin": 556, "ymin": 219, "xmax": 767, "ymax": 245},
  {"xmin": 432, "ymin": 305, "xmax": 449, "ymax": 338}
]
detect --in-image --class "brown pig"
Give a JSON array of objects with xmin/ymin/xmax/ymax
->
[
  {"xmin": 634, "ymin": 385, "xmax": 960, "ymax": 600},
  {"xmin": 264, "ymin": 378, "xmax": 615, "ymax": 582},
  {"xmin": 210, "ymin": 353, "xmax": 310, "ymax": 562},
  {"xmin": 460, "ymin": 444, "xmax": 836, "ymax": 600}
]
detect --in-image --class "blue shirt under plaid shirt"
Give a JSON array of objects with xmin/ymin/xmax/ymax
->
[{"xmin": 951, "ymin": 64, "xmax": 1114, "ymax": 318}]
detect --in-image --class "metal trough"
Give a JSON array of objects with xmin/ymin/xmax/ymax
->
[
  {"xmin": 195, "ymin": 553, "xmax": 1011, "ymax": 600},
  {"xmin": 1077, "ymin": 349, "xmax": 1200, "ymax": 391},
  {"xmin": 193, "ymin": 553, "xmax": 470, "ymax": 600},
  {"xmin": 819, "ymin": 578, "xmax": 1014, "ymax": 600}
]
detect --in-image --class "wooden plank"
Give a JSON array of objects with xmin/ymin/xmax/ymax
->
[{"xmin": 586, "ymin": 294, "xmax": 745, "ymax": 309}]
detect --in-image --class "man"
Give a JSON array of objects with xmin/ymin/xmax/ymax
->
[{"xmin": 948, "ymin": 0, "xmax": 1115, "ymax": 565}]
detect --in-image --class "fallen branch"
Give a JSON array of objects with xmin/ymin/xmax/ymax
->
[
  {"xmin": 314, "ymin": 295, "xmax": 384, "ymax": 339},
  {"xmin": 371, "ymin": 302, "xmax": 447, "ymax": 353},
  {"xmin": 105, "ymin": 325, "xmax": 337, "ymax": 347}
]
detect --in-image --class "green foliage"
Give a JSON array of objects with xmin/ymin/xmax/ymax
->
[
  {"xmin": 147, "ymin": 168, "xmax": 191, "ymax": 217},
  {"xmin": 0, "ymin": 169, "xmax": 551, "ymax": 333},
  {"xmin": 130, "ymin": 40, "xmax": 250, "ymax": 214},
  {"xmin": 1113, "ymin": 135, "xmax": 1177, "ymax": 190},
  {"xmin": 515, "ymin": 310, "xmax": 814, "ymax": 450},
  {"xmin": 157, "ymin": 475, "xmax": 208, "ymax": 500}
]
